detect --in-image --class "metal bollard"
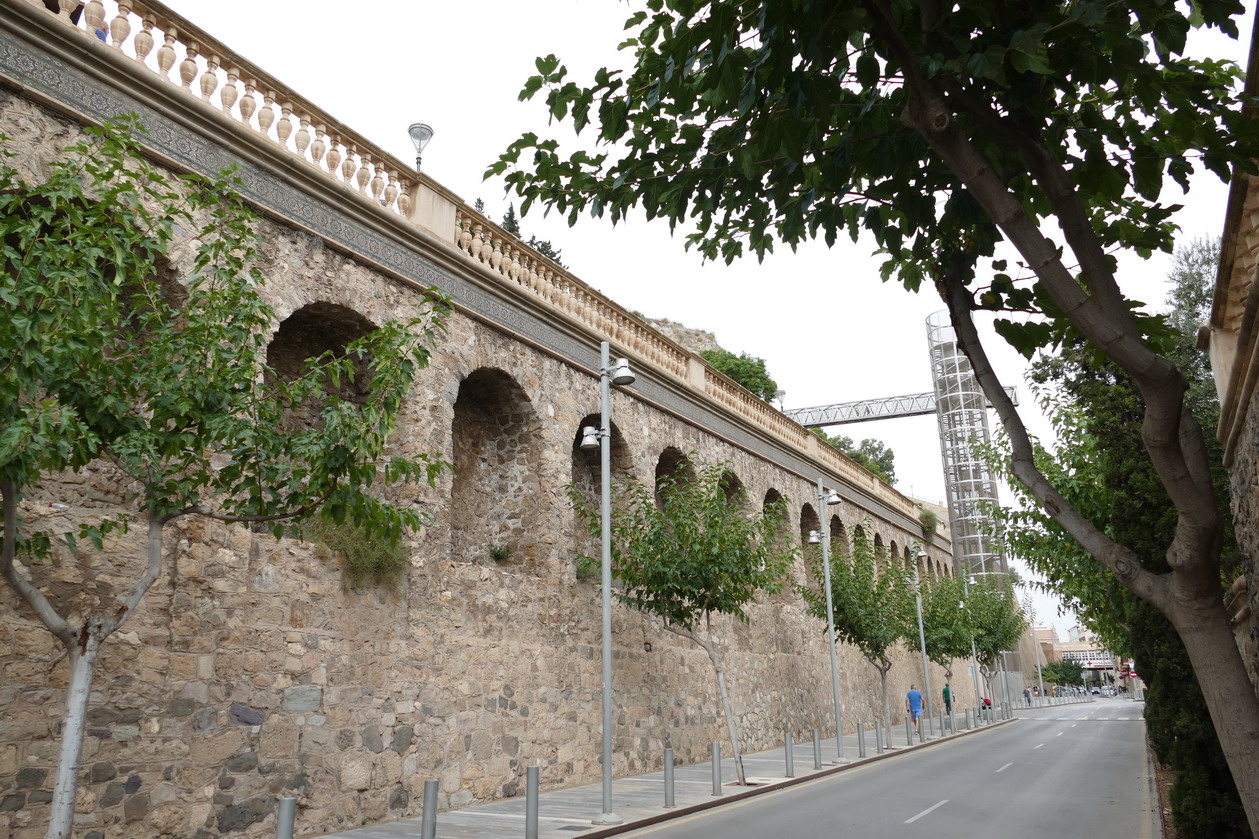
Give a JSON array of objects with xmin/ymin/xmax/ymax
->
[
  {"xmin": 525, "ymin": 767, "xmax": 539, "ymax": 839},
  {"xmin": 812, "ymin": 729, "xmax": 822, "ymax": 769},
  {"xmin": 948, "ymin": 710, "xmax": 955, "ymax": 734},
  {"xmin": 275, "ymin": 797, "xmax": 296, "ymax": 839},
  {"xmin": 421, "ymin": 779, "xmax": 438, "ymax": 839},
  {"xmin": 712, "ymin": 742, "xmax": 722, "ymax": 795},
  {"xmin": 857, "ymin": 722, "xmax": 866, "ymax": 758},
  {"xmin": 905, "ymin": 717, "xmax": 913, "ymax": 747},
  {"xmin": 927, "ymin": 714, "xmax": 934, "ymax": 737},
  {"xmin": 875, "ymin": 720, "xmax": 884, "ymax": 754},
  {"xmin": 785, "ymin": 732, "xmax": 795, "ymax": 778},
  {"xmin": 664, "ymin": 748, "xmax": 675, "ymax": 808}
]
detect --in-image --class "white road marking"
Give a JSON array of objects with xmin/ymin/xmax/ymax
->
[
  {"xmin": 1071, "ymin": 724, "xmax": 1077, "ymax": 728},
  {"xmin": 995, "ymin": 762, "xmax": 1013, "ymax": 773},
  {"xmin": 1056, "ymin": 732, "xmax": 1063, "ymax": 737},
  {"xmin": 905, "ymin": 800, "xmax": 949, "ymax": 824},
  {"xmin": 1034, "ymin": 743, "xmax": 1045, "ymax": 749}
]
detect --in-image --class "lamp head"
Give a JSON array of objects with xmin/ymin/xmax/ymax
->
[
  {"xmin": 578, "ymin": 426, "xmax": 600, "ymax": 450},
  {"xmin": 408, "ymin": 122, "xmax": 434, "ymax": 154},
  {"xmin": 916, "ymin": 549, "xmax": 928, "ymax": 560},
  {"xmin": 807, "ymin": 530, "xmax": 821, "ymax": 545},
  {"xmin": 610, "ymin": 357, "xmax": 636, "ymax": 386},
  {"xmin": 824, "ymin": 489, "xmax": 841, "ymax": 506}
]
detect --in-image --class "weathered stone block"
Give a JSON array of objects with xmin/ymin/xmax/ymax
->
[{"xmin": 282, "ymin": 685, "xmax": 322, "ymax": 713}]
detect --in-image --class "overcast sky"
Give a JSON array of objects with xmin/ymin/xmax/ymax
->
[{"xmin": 161, "ymin": 0, "xmax": 1254, "ymax": 636}]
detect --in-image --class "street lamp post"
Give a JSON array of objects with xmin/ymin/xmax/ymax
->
[
  {"xmin": 960, "ymin": 575, "xmax": 983, "ymax": 711},
  {"xmin": 807, "ymin": 482, "xmax": 844, "ymax": 760},
  {"xmin": 911, "ymin": 552, "xmax": 934, "ymax": 732},
  {"xmin": 579, "ymin": 341, "xmax": 635, "ymax": 825}
]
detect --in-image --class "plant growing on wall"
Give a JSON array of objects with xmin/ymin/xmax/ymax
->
[
  {"xmin": 571, "ymin": 459, "xmax": 795, "ymax": 785},
  {"xmin": 799, "ymin": 521, "xmax": 912, "ymax": 732},
  {"xmin": 491, "ymin": 2, "xmax": 1259, "ymax": 827},
  {"xmin": 964, "ymin": 576, "xmax": 1028, "ymax": 702},
  {"xmin": 0, "ymin": 118, "xmax": 451, "ymax": 839}
]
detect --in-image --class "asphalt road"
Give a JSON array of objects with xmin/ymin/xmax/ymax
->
[{"xmin": 617, "ymin": 698, "xmax": 1154, "ymax": 839}]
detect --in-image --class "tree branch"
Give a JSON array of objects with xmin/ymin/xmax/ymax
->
[{"xmin": 1, "ymin": 480, "xmax": 76, "ymax": 646}]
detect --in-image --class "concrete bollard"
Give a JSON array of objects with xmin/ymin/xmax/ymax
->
[
  {"xmin": 785, "ymin": 732, "xmax": 795, "ymax": 778},
  {"xmin": 875, "ymin": 720, "xmax": 884, "ymax": 754},
  {"xmin": 421, "ymin": 780, "xmax": 438, "ymax": 839},
  {"xmin": 857, "ymin": 722, "xmax": 866, "ymax": 758},
  {"xmin": 905, "ymin": 717, "xmax": 913, "ymax": 747},
  {"xmin": 664, "ymin": 748, "xmax": 675, "ymax": 808},
  {"xmin": 712, "ymin": 742, "xmax": 722, "ymax": 796},
  {"xmin": 812, "ymin": 729, "xmax": 822, "ymax": 770},
  {"xmin": 275, "ymin": 797, "xmax": 296, "ymax": 839},
  {"xmin": 525, "ymin": 767, "xmax": 539, "ymax": 839}
]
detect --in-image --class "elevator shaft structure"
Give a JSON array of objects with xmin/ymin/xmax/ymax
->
[{"xmin": 925, "ymin": 311, "xmax": 1008, "ymax": 578}]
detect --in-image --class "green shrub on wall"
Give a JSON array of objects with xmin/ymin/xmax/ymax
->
[{"xmin": 307, "ymin": 519, "xmax": 410, "ymax": 591}]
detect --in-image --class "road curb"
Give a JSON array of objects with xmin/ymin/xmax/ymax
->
[{"xmin": 575, "ymin": 717, "xmax": 1020, "ymax": 839}]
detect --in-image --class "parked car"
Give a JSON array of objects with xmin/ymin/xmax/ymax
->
[{"xmin": 1091, "ymin": 687, "xmax": 1101, "ymax": 694}]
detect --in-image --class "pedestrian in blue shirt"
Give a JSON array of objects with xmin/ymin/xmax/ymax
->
[{"xmin": 906, "ymin": 684, "xmax": 924, "ymax": 734}]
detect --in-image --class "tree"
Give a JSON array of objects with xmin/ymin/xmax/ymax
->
[
  {"xmin": 491, "ymin": 3, "xmax": 1259, "ymax": 827},
  {"xmin": 1041, "ymin": 660, "xmax": 1084, "ymax": 687},
  {"xmin": 965, "ymin": 577, "xmax": 1028, "ymax": 703},
  {"xmin": 985, "ymin": 238, "xmax": 1249, "ymax": 837},
  {"xmin": 571, "ymin": 459, "xmax": 795, "ymax": 785},
  {"xmin": 500, "ymin": 202, "xmax": 522, "ymax": 236},
  {"xmin": 907, "ymin": 572, "xmax": 973, "ymax": 685},
  {"xmin": 0, "ymin": 119, "xmax": 451, "ymax": 839},
  {"xmin": 700, "ymin": 348, "xmax": 779, "ymax": 401},
  {"xmin": 811, "ymin": 429, "xmax": 896, "ymax": 484},
  {"xmin": 799, "ymin": 521, "xmax": 912, "ymax": 732}
]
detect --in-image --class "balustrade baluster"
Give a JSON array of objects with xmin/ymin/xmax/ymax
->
[
  {"xmin": 178, "ymin": 42, "xmax": 198, "ymax": 89},
  {"xmin": 325, "ymin": 137, "xmax": 342, "ymax": 178},
  {"xmin": 156, "ymin": 29, "xmax": 177, "ymax": 79},
  {"xmin": 469, "ymin": 223, "xmax": 485, "ymax": 261},
  {"xmin": 220, "ymin": 69, "xmax": 239, "ymax": 114},
  {"xmin": 239, "ymin": 82, "xmax": 257, "ymax": 127},
  {"xmin": 83, "ymin": 1, "xmax": 105, "ymax": 38},
  {"xmin": 258, "ymin": 91, "xmax": 277, "ymax": 137},
  {"xmin": 383, "ymin": 170, "xmax": 398, "ymax": 209},
  {"xmin": 356, "ymin": 154, "xmax": 372, "ymax": 193},
  {"xmin": 310, "ymin": 125, "xmax": 328, "ymax": 170},
  {"xmin": 276, "ymin": 102, "xmax": 294, "ymax": 147},
  {"xmin": 200, "ymin": 54, "xmax": 220, "ymax": 101},
  {"xmin": 294, "ymin": 116, "xmax": 312, "ymax": 159},
  {"xmin": 489, "ymin": 235, "xmax": 503, "ymax": 271},
  {"xmin": 369, "ymin": 160, "xmax": 384, "ymax": 201},
  {"xmin": 342, "ymin": 144, "xmax": 359, "ymax": 185},
  {"xmin": 57, "ymin": 0, "xmax": 75, "ymax": 21},
  {"xmin": 457, "ymin": 214, "xmax": 473, "ymax": 254},
  {"xmin": 397, "ymin": 179, "xmax": 412, "ymax": 215},
  {"xmin": 133, "ymin": 13, "xmax": 154, "ymax": 63},
  {"xmin": 110, "ymin": 4, "xmax": 131, "ymax": 49}
]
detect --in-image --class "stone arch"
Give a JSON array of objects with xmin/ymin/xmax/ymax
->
[
  {"xmin": 719, "ymin": 469, "xmax": 750, "ymax": 512},
  {"xmin": 874, "ymin": 532, "xmax": 885, "ymax": 567},
  {"xmin": 266, "ymin": 301, "xmax": 378, "ymax": 428},
  {"xmin": 799, "ymin": 503, "xmax": 821, "ymax": 589},
  {"xmin": 829, "ymin": 515, "xmax": 847, "ymax": 561},
  {"xmin": 570, "ymin": 415, "xmax": 633, "ymax": 576},
  {"xmin": 764, "ymin": 489, "xmax": 790, "ymax": 537},
  {"xmin": 654, "ymin": 447, "xmax": 694, "ymax": 506},
  {"xmin": 451, "ymin": 368, "xmax": 544, "ymax": 567}
]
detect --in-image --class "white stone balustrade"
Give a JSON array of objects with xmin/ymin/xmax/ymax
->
[
  {"xmin": 27, "ymin": 0, "xmax": 930, "ymax": 528},
  {"xmin": 30, "ymin": 0, "xmax": 416, "ymax": 219}
]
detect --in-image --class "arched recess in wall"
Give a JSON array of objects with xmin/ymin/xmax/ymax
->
[
  {"xmin": 451, "ymin": 368, "xmax": 545, "ymax": 568},
  {"xmin": 570, "ymin": 415, "xmax": 633, "ymax": 579},
  {"xmin": 874, "ymin": 532, "xmax": 885, "ymax": 568},
  {"xmin": 266, "ymin": 301, "xmax": 379, "ymax": 428},
  {"xmin": 763, "ymin": 489, "xmax": 792, "ymax": 600},
  {"xmin": 890, "ymin": 539, "xmax": 901, "ymax": 574},
  {"xmin": 719, "ymin": 469, "xmax": 750, "ymax": 513},
  {"xmin": 829, "ymin": 515, "xmax": 847, "ymax": 563},
  {"xmin": 654, "ymin": 447, "xmax": 695, "ymax": 506},
  {"xmin": 799, "ymin": 502, "xmax": 821, "ymax": 590}
]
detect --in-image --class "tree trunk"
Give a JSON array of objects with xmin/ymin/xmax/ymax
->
[
  {"xmin": 665, "ymin": 624, "xmax": 748, "ymax": 785},
  {"xmin": 875, "ymin": 660, "xmax": 891, "ymax": 733},
  {"xmin": 1169, "ymin": 596, "xmax": 1259, "ymax": 837},
  {"xmin": 46, "ymin": 626, "xmax": 103, "ymax": 839}
]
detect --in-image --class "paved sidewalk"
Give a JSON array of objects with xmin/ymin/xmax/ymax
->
[{"xmin": 311, "ymin": 704, "xmax": 1066, "ymax": 839}]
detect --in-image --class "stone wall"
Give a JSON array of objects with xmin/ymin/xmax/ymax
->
[{"xmin": 0, "ymin": 90, "xmax": 971, "ymax": 839}]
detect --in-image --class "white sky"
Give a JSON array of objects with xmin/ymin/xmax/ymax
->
[{"xmin": 163, "ymin": 0, "xmax": 1254, "ymax": 636}]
